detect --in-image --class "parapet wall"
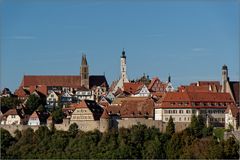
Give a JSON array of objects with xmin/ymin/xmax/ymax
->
[
  {"xmin": 0, "ymin": 119, "xmax": 191, "ymax": 136},
  {"xmin": 118, "ymin": 118, "xmax": 164, "ymax": 131}
]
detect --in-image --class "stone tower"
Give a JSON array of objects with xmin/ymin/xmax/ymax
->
[
  {"xmin": 221, "ymin": 64, "xmax": 229, "ymax": 92},
  {"xmin": 120, "ymin": 49, "xmax": 129, "ymax": 83},
  {"xmin": 80, "ymin": 54, "xmax": 89, "ymax": 89}
]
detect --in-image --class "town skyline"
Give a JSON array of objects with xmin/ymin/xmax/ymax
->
[{"xmin": 1, "ymin": 0, "xmax": 239, "ymax": 91}]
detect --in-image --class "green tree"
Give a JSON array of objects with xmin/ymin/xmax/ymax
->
[
  {"xmin": 166, "ymin": 133, "xmax": 182, "ymax": 159},
  {"xmin": 190, "ymin": 115, "xmax": 203, "ymax": 137},
  {"xmin": 223, "ymin": 137, "xmax": 239, "ymax": 159},
  {"xmin": 25, "ymin": 94, "xmax": 42, "ymax": 114},
  {"xmin": 14, "ymin": 129, "xmax": 22, "ymax": 141},
  {"xmin": 166, "ymin": 116, "xmax": 175, "ymax": 135},
  {"xmin": 0, "ymin": 97, "xmax": 21, "ymax": 113},
  {"xmin": 1, "ymin": 128, "xmax": 16, "ymax": 158},
  {"xmin": 68, "ymin": 123, "xmax": 79, "ymax": 137},
  {"xmin": 52, "ymin": 107, "xmax": 64, "ymax": 124}
]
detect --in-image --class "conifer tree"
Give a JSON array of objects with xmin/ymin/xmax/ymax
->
[{"xmin": 166, "ymin": 116, "xmax": 175, "ymax": 135}]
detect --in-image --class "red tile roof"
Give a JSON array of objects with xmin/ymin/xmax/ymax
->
[
  {"xmin": 123, "ymin": 82, "xmax": 143, "ymax": 94},
  {"xmin": 163, "ymin": 92, "xmax": 233, "ymax": 102},
  {"xmin": 148, "ymin": 77, "xmax": 159, "ymax": 90},
  {"xmin": 161, "ymin": 92, "xmax": 234, "ymax": 109},
  {"xmin": 178, "ymin": 85, "xmax": 210, "ymax": 92},
  {"xmin": 105, "ymin": 105, "xmax": 122, "ymax": 115},
  {"xmin": 20, "ymin": 75, "xmax": 108, "ymax": 89},
  {"xmin": 21, "ymin": 75, "xmax": 82, "ymax": 88},
  {"xmin": 120, "ymin": 98, "xmax": 154, "ymax": 118},
  {"xmin": 197, "ymin": 81, "xmax": 221, "ymax": 86},
  {"xmin": 148, "ymin": 77, "xmax": 166, "ymax": 92},
  {"xmin": 100, "ymin": 109, "xmax": 110, "ymax": 119},
  {"xmin": 14, "ymin": 87, "xmax": 30, "ymax": 98}
]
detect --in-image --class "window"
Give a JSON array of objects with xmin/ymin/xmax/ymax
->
[
  {"xmin": 179, "ymin": 117, "xmax": 181, "ymax": 121},
  {"xmin": 165, "ymin": 117, "xmax": 168, "ymax": 121}
]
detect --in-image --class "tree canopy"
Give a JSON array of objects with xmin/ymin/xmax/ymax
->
[{"xmin": 1, "ymin": 123, "xmax": 239, "ymax": 159}]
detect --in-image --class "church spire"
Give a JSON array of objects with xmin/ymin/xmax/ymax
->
[
  {"xmin": 168, "ymin": 74, "xmax": 171, "ymax": 83},
  {"xmin": 81, "ymin": 53, "xmax": 88, "ymax": 65},
  {"xmin": 80, "ymin": 53, "xmax": 89, "ymax": 89}
]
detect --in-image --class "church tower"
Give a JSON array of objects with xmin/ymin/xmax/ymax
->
[
  {"xmin": 221, "ymin": 64, "xmax": 229, "ymax": 92},
  {"xmin": 120, "ymin": 49, "xmax": 129, "ymax": 83},
  {"xmin": 80, "ymin": 54, "xmax": 89, "ymax": 89}
]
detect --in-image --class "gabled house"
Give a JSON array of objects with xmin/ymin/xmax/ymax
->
[
  {"xmin": 46, "ymin": 91, "xmax": 60, "ymax": 106},
  {"xmin": 225, "ymin": 105, "xmax": 240, "ymax": 130},
  {"xmin": 61, "ymin": 92, "xmax": 73, "ymax": 105},
  {"xmin": 28, "ymin": 111, "xmax": 40, "ymax": 125},
  {"xmin": 3, "ymin": 109, "xmax": 21, "ymax": 125},
  {"xmin": 134, "ymin": 84, "xmax": 150, "ymax": 97},
  {"xmin": 148, "ymin": 77, "xmax": 167, "ymax": 93},
  {"xmin": 70, "ymin": 100, "xmax": 104, "ymax": 122},
  {"xmin": 75, "ymin": 86, "xmax": 94, "ymax": 101}
]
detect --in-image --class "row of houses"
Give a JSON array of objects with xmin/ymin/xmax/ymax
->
[
  {"xmin": 0, "ymin": 50, "xmax": 239, "ymax": 132},
  {"xmin": 1, "ymin": 90, "xmax": 239, "ymax": 132}
]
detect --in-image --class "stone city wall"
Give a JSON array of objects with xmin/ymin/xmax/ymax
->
[{"xmin": 1, "ymin": 119, "xmax": 191, "ymax": 136}]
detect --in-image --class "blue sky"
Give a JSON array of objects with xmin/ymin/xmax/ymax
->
[{"xmin": 0, "ymin": 0, "xmax": 239, "ymax": 92}]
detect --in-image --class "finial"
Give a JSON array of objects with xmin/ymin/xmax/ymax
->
[
  {"xmin": 121, "ymin": 48, "xmax": 126, "ymax": 58},
  {"xmin": 168, "ymin": 73, "xmax": 171, "ymax": 83}
]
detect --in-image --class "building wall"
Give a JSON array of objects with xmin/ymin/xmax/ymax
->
[
  {"xmin": 155, "ymin": 108, "xmax": 225, "ymax": 127},
  {"xmin": 0, "ymin": 125, "xmax": 40, "ymax": 136},
  {"xmin": 6, "ymin": 115, "xmax": 21, "ymax": 125},
  {"xmin": 28, "ymin": 119, "xmax": 40, "ymax": 126},
  {"xmin": 70, "ymin": 121, "xmax": 100, "ymax": 132},
  {"xmin": 117, "ymin": 118, "xmax": 164, "ymax": 131},
  {"xmin": 71, "ymin": 108, "xmax": 94, "ymax": 121}
]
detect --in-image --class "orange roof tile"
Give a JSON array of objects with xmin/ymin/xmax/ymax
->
[
  {"xmin": 100, "ymin": 109, "xmax": 110, "ymax": 119},
  {"xmin": 20, "ymin": 75, "xmax": 108, "ymax": 90},
  {"xmin": 123, "ymin": 82, "xmax": 143, "ymax": 94},
  {"xmin": 120, "ymin": 98, "xmax": 154, "ymax": 118},
  {"xmin": 178, "ymin": 85, "xmax": 210, "ymax": 92},
  {"xmin": 161, "ymin": 92, "xmax": 234, "ymax": 109}
]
